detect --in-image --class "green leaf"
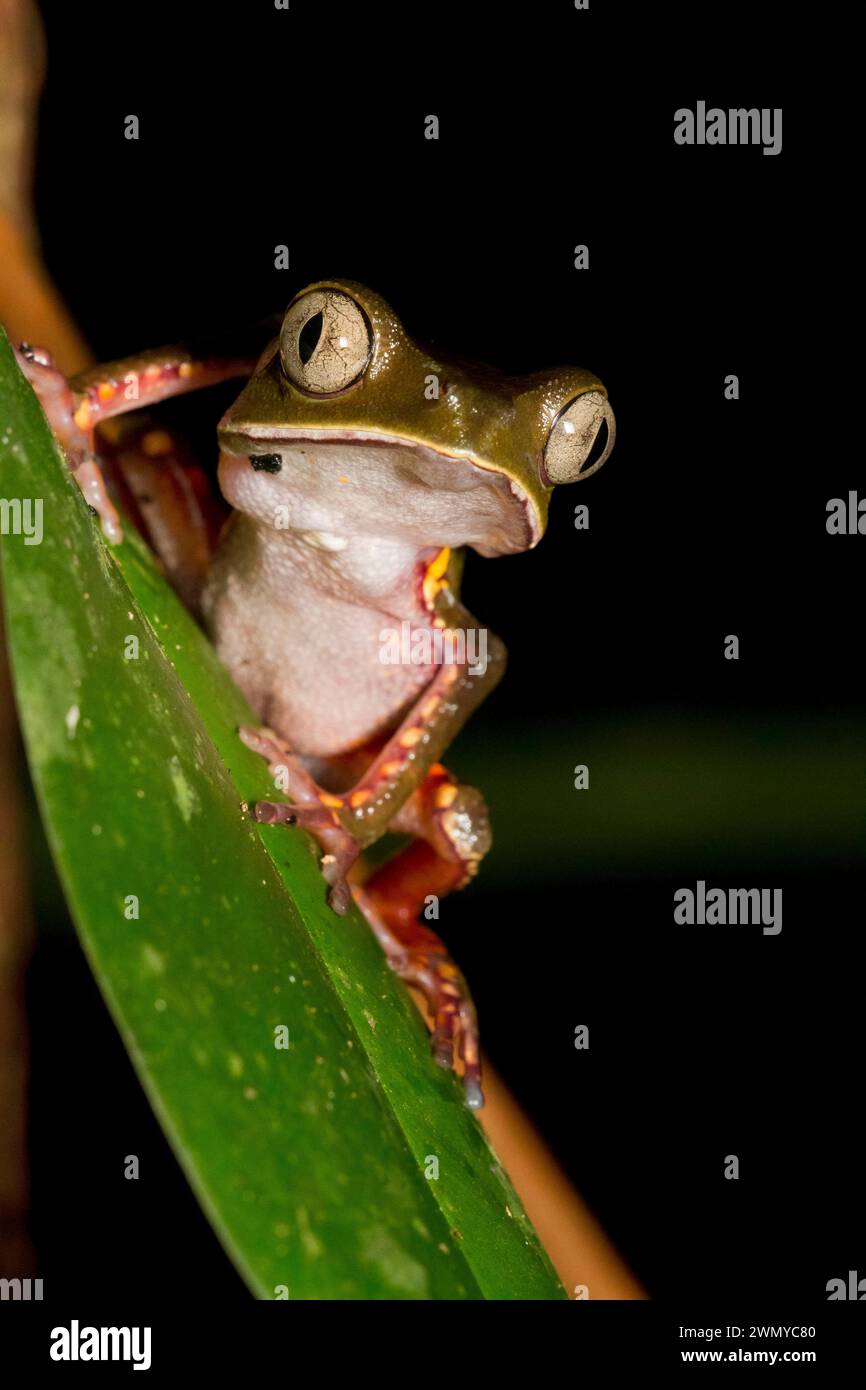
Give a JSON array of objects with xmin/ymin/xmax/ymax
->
[{"xmin": 0, "ymin": 328, "xmax": 565, "ymax": 1300}]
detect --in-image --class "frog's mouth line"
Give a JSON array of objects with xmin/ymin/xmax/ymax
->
[{"xmin": 218, "ymin": 426, "xmax": 543, "ymax": 551}]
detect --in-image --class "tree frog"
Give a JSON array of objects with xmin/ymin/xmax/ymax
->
[{"xmin": 15, "ymin": 280, "xmax": 616, "ymax": 1105}]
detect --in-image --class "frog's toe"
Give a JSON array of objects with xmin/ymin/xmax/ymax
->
[
  {"xmin": 456, "ymin": 999, "xmax": 484, "ymax": 1109},
  {"xmin": 252, "ymin": 798, "xmax": 334, "ymax": 830},
  {"xmin": 398, "ymin": 947, "xmax": 484, "ymax": 1108},
  {"xmin": 238, "ymin": 724, "xmax": 293, "ymax": 762},
  {"xmin": 319, "ymin": 851, "xmax": 354, "ymax": 916},
  {"xmin": 462, "ymin": 1075, "xmax": 484, "ymax": 1110}
]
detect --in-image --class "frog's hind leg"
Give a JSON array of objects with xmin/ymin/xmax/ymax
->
[
  {"xmin": 95, "ymin": 416, "xmax": 228, "ymax": 613},
  {"xmin": 243, "ymin": 725, "xmax": 489, "ymax": 1102},
  {"xmin": 353, "ymin": 846, "xmax": 484, "ymax": 1108},
  {"xmin": 353, "ymin": 764, "xmax": 492, "ymax": 1107}
]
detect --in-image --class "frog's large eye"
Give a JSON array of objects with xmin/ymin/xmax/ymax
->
[
  {"xmin": 279, "ymin": 289, "xmax": 372, "ymax": 395},
  {"xmin": 542, "ymin": 391, "xmax": 616, "ymax": 485}
]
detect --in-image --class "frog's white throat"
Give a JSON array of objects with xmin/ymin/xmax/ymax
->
[{"xmin": 216, "ymin": 429, "xmax": 541, "ymax": 556}]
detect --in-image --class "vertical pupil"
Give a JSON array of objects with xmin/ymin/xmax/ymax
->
[
  {"xmin": 579, "ymin": 417, "xmax": 608, "ymax": 473},
  {"xmin": 298, "ymin": 312, "xmax": 323, "ymax": 364}
]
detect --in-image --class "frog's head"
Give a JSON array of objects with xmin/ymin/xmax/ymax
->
[{"xmin": 217, "ymin": 280, "xmax": 615, "ymax": 556}]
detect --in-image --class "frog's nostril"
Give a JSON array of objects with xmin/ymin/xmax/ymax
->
[{"xmin": 249, "ymin": 454, "xmax": 282, "ymax": 473}]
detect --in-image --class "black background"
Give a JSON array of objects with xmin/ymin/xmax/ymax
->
[{"xmin": 20, "ymin": 0, "xmax": 859, "ymax": 1304}]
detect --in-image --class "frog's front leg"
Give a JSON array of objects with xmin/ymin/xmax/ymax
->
[
  {"xmin": 15, "ymin": 344, "xmax": 124, "ymax": 541},
  {"xmin": 237, "ymin": 725, "xmax": 361, "ymax": 915},
  {"xmin": 249, "ymin": 596, "xmax": 505, "ymax": 862},
  {"xmin": 14, "ymin": 342, "xmax": 254, "ymax": 543}
]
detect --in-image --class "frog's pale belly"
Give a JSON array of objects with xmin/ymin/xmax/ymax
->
[{"xmin": 201, "ymin": 516, "xmax": 437, "ymax": 757}]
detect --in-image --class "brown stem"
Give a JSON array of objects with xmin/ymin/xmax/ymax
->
[
  {"xmin": 0, "ymin": 0, "xmax": 90, "ymax": 1278},
  {"xmin": 0, "ymin": 591, "xmax": 35, "ymax": 1278},
  {"xmin": 478, "ymin": 1058, "xmax": 647, "ymax": 1299}
]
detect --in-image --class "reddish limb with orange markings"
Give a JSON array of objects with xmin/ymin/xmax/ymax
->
[{"xmin": 14, "ymin": 343, "xmax": 255, "ymax": 548}]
